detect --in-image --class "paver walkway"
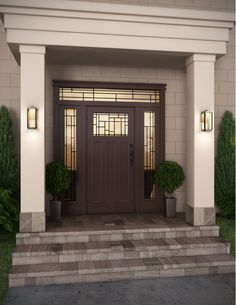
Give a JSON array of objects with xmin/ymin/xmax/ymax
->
[{"xmin": 3, "ymin": 274, "xmax": 235, "ymax": 305}]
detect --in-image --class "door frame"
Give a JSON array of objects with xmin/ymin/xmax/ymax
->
[{"xmin": 53, "ymin": 81, "xmax": 166, "ymax": 215}]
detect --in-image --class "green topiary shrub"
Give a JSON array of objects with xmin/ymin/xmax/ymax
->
[
  {"xmin": 46, "ymin": 161, "xmax": 71, "ymax": 200},
  {"xmin": 0, "ymin": 189, "xmax": 19, "ymax": 232},
  {"xmin": 0, "ymin": 106, "xmax": 19, "ymax": 198},
  {"xmin": 215, "ymin": 111, "xmax": 235, "ymax": 219},
  {"xmin": 154, "ymin": 161, "xmax": 185, "ymax": 198}
]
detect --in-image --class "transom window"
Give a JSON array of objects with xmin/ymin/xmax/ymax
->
[{"xmin": 59, "ymin": 87, "xmax": 160, "ymax": 103}]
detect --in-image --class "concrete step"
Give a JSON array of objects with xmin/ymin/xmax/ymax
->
[
  {"xmin": 9, "ymin": 254, "xmax": 235, "ymax": 287},
  {"xmin": 12, "ymin": 237, "xmax": 230, "ymax": 265},
  {"xmin": 16, "ymin": 225, "xmax": 219, "ymax": 245}
]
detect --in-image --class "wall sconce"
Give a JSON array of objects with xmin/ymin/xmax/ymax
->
[
  {"xmin": 27, "ymin": 106, "xmax": 38, "ymax": 129},
  {"xmin": 201, "ymin": 110, "xmax": 213, "ymax": 132}
]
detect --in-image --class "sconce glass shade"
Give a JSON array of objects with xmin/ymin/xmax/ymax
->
[
  {"xmin": 27, "ymin": 106, "xmax": 38, "ymax": 129},
  {"xmin": 201, "ymin": 110, "xmax": 213, "ymax": 132}
]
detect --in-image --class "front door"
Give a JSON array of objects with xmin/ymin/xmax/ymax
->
[
  {"xmin": 54, "ymin": 82, "xmax": 166, "ymax": 215},
  {"xmin": 87, "ymin": 107, "xmax": 134, "ymax": 213}
]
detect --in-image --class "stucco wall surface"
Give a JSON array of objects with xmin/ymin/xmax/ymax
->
[{"xmin": 0, "ymin": 0, "xmax": 235, "ymax": 212}]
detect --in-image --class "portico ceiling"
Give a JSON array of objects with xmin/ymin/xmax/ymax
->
[
  {"xmin": 46, "ymin": 46, "xmax": 186, "ymax": 68},
  {"xmin": 0, "ymin": 0, "xmax": 234, "ymax": 61}
]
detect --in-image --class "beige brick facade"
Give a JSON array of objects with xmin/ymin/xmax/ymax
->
[
  {"xmin": 0, "ymin": 0, "xmax": 235, "ymax": 213},
  {"xmin": 0, "ymin": 23, "xmax": 20, "ymax": 153}
]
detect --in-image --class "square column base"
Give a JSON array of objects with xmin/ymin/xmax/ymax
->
[
  {"xmin": 20, "ymin": 212, "xmax": 46, "ymax": 232},
  {"xmin": 185, "ymin": 205, "xmax": 215, "ymax": 226}
]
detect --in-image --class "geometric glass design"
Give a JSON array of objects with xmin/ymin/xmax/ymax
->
[
  {"xmin": 59, "ymin": 87, "xmax": 160, "ymax": 103},
  {"xmin": 93, "ymin": 113, "xmax": 128, "ymax": 136},
  {"xmin": 144, "ymin": 111, "xmax": 156, "ymax": 199},
  {"xmin": 64, "ymin": 108, "xmax": 77, "ymax": 200}
]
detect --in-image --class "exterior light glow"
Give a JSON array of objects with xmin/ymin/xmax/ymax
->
[
  {"xmin": 201, "ymin": 110, "xmax": 213, "ymax": 132},
  {"xmin": 27, "ymin": 106, "xmax": 38, "ymax": 129}
]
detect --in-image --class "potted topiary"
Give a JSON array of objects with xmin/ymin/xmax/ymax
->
[
  {"xmin": 46, "ymin": 161, "xmax": 71, "ymax": 222},
  {"xmin": 154, "ymin": 161, "xmax": 185, "ymax": 218}
]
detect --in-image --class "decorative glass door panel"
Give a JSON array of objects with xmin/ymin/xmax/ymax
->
[{"xmin": 93, "ymin": 113, "xmax": 128, "ymax": 136}]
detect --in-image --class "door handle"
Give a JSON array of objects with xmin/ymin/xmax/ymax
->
[{"xmin": 129, "ymin": 144, "xmax": 134, "ymax": 166}]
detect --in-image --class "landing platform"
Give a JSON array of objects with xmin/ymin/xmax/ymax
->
[{"xmin": 46, "ymin": 213, "xmax": 190, "ymax": 232}]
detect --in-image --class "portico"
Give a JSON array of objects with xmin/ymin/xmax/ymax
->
[{"xmin": 0, "ymin": 0, "xmax": 234, "ymax": 232}]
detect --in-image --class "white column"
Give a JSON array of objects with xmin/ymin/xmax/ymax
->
[
  {"xmin": 19, "ymin": 45, "xmax": 46, "ymax": 232},
  {"xmin": 185, "ymin": 54, "xmax": 216, "ymax": 226}
]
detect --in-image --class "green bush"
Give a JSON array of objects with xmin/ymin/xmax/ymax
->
[
  {"xmin": 46, "ymin": 161, "xmax": 71, "ymax": 200},
  {"xmin": 0, "ymin": 231, "xmax": 15, "ymax": 305},
  {"xmin": 216, "ymin": 216, "xmax": 235, "ymax": 256},
  {"xmin": 154, "ymin": 161, "xmax": 185, "ymax": 198},
  {"xmin": 215, "ymin": 111, "xmax": 235, "ymax": 218},
  {"xmin": 0, "ymin": 106, "xmax": 19, "ymax": 198},
  {"xmin": 0, "ymin": 189, "xmax": 19, "ymax": 232}
]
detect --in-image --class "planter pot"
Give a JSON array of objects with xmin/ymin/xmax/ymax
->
[
  {"xmin": 50, "ymin": 200, "xmax": 61, "ymax": 222},
  {"xmin": 165, "ymin": 197, "xmax": 176, "ymax": 218},
  {"xmin": 144, "ymin": 169, "xmax": 155, "ymax": 199}
]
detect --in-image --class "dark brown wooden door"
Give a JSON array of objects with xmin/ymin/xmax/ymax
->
[
  {"xmin": 87, "ymin": 107, "xmax": 134, "ymax": 214},
  {"xmin": 54, "ymin": 82, "xmax": 166, "ymax": 216}
]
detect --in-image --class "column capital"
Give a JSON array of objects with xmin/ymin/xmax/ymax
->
[
  {"xmin": 185, "ymin": 54, "xmax": 216, "ymax": 67},
  {"xmin": 19, "ymin": 45, "xmax": 46, "ymax": 54}
]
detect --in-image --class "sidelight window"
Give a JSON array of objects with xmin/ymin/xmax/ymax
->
[
  {"xmin": 64, "ymin": 108, "xmax": 77, "ymax": 200},
  {"xmin": 144, "ymin": 111, "xmax": 156, "ymax": 199}
]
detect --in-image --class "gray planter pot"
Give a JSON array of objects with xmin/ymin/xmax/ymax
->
[
  {"xmin": 50, "ymin": 200, "xmax": 61, "ymax": 222},
  {"xmin": 165, "ymin": 197, "xmax": 176, "ymax": 218}
]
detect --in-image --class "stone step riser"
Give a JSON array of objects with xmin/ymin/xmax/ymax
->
[
  {"xmin": 12, "ymin": 244, "xmax": 229, "ymax": 266},
  {"xmin": 9, "ymin": 264, "xmax": 235, "ymax": 288},
  {"xmin": 16, "ymin": 228, "xmax": 219, "ymax": 245}
]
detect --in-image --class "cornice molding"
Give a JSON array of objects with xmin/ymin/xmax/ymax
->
[
  {"xmin": 0, "ymin": 0, "xmax": 234, "ymax": 22},
  {"xmin": 0, "ymin": 0, "xmax": 234, "ymax": 57}
]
